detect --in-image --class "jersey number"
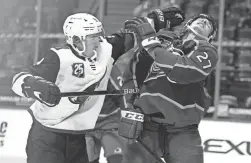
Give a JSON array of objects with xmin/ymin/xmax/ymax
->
[
  {"xmin": 117, "ymin": 76, "xmax": 123, "ymax": 87},
  {"xmin": 196, "ymin": 52, "xmax": 211, "ymax": 69},
  {"xmin": 72, "ymin": 63, "xmax": 85, "ymax": 78}
]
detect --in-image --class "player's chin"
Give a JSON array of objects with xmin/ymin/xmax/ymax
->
[{"xmin": 193, "ymin": 27, "xmax": 206, "ymax": 36}]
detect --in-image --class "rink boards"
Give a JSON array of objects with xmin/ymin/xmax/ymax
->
[{"xmin": 0, "ymin": 108, "xmax": 250, "ymax": 163}]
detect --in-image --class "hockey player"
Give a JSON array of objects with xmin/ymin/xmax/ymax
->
[
  {"xmin": 118, "ymin": 14, "xmax": 218, "ymax": 163},
  {"xmin": 84, "ymin": 51, "xmax": 132, "ymax": 163},
  {"xmin": 84, "ymin": 8, "xmax": 185, "ymax": 163},
  {"xmin": 11, "ymin": 8, "xmax": 185, "ymax": 163},
  {"xmin": 11, "ymin": 13, "xmax": 115, "ymax": 163},
  {"xmin": 85, "ymin": 48, "xmax": 154, "ymax": 163}
]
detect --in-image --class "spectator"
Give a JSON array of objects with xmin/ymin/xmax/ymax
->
[
  {"xmin": 238, "ymin": 8, "xmax": 251, "ymax": 28},
  {"xmin": 133, "ymin": 0, "xmax": 158, "ymax": 17},
  {"xmin": 133, "ymin": 0, "xmax": 179, "ymax": 17}
]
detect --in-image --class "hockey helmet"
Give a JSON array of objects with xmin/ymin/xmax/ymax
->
[
  {"xmin": 182, "ymin": 14, "xmax": 217, "ymax": 42},
  {"xmin": 63, "ymin": 13, "xmax": 104, "ymax": 56}
]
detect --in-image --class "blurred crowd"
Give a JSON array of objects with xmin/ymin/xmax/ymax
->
[
  {"xmin": 0, "ymin": 0, "xmax": 79, "ymax": 96},
  {"xmin": 1, "ymin": 0, "xmax": 251, "ymax": 111}
]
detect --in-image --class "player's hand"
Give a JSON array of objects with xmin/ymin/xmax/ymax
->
[
  {"xmin": 124, "ymin": 17, "xmax": 152, "ymax": 37},
  {"xmin": 22, "ymin": 76, "xmax": 61, "ymax": 107},
  {"xmin": 124, "ymin": 17, "xmax": 161, "ymax": 48},
  {"xmin": 147, "ymin": 7, "xmax": 185, "ymax": 32},
  {"xmin": 118, "ymin": 108, "xmax": 144, "ymax": 144}
]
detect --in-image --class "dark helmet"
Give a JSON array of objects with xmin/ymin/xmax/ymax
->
[{"xmin": 182, "ymin": 14, "xmax": 217, "ymax": 42}]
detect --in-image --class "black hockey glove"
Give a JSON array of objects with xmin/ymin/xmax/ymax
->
[
  {"xmin": 173, "ymin": 39, "xmax": 197, "ymax": 56},
  {"xmin": 124, "ymin": 17, "xmax": 151, "ymax": 34},
  {"xmin": 124, "ymin": 17, "xmax": 161, "ymax": 48},
  {"xmin": 118, "ymin": 108, "xmax": 144, "ymax": 144},
  {"xmin": 147, "ymin": 7, "xmax": 185, "ymax": 32},
  {"xmin": 22, "ymin": 76, "xmax": 61, "ymax": 107}
]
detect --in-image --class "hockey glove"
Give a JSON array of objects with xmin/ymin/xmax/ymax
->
[
  {"xmin": 118, "ymin": 108, "xmax": 144, "ymax": 144},
  {"xmin": 124, "ymin": 17, "xmax": 151, "ymax": 34},
  {"xmin": 124, "ymin": 17, "xmax": 161, "ymax": 48},
  {"xmin": 147, "ymin": 7, "xmax": 185, "ymax": 32},
  {"xmin": 22, "ymin": 76, "xmax": 61, "ymax": 107}
]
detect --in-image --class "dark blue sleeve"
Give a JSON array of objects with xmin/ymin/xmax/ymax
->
[{"xmin": 27, "ymin": 50, "xmax": 60, "ymax": 83}]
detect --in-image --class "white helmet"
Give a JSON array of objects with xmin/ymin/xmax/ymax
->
[{"xmin": 63, "ymin": 13, "xmax": 104, "ymax": 55}]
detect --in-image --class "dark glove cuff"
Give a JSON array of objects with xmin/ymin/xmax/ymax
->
[
  {"xmin": 23, "ymin": 76, "xmax": 43, "ymax": 85},
  {"xmin": 23, "ymin": 76, "xmax": 33, "ymax": 83},
  {"xmin": 22, "ymin": 76, "xmax": 36, "ymax": 98}
]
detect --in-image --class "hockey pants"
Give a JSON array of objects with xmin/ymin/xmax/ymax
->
[
  {"xmin": 26, "ymin": 121, "xmax": 88, "ymax": 163},
  {"xmin": 140, "ymin": 121, "xmax": 204, "ymax": 163}
]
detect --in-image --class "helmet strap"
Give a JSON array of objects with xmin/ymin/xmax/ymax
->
[
  {"xmin": 186, "ymin": 25, "xmax": 210, "ymax": 42},
  {"xmin": 72, "ymin": 41, "xmax": 86, "ymax": 57},
  {"xmin": 182, "ymin": 32, "xmax": 195, "ymax": 44}
]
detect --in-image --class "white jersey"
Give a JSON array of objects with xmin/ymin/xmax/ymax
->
[{"xmin": 12, "ymin": 40, "xmax": 114, "ymax": 131}]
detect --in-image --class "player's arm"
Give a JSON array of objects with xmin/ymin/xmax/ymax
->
[
  {"xmin": 124, "ymin": 15, "xmax": 218, "ymax": 84},
  {"xmin": 106, "ymin": 32, "xmax": 135, "ymax": 62},
  {"xmin": 12, "ymin": 49, "xmax": 61, "ymax": 106},
  {"xmin": 107, "ymin": 7, "xmax": 185, "ymax": 62},
  {"xmin": 151, "ymin": 42, "xmax": 218, "ymax": 84}
]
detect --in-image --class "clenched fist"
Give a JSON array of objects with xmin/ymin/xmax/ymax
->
[{"xmin": 147, "ymin": 7, "xmax": 185, "ymax": 32}]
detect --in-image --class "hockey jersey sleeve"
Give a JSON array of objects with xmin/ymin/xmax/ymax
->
[
  {"xmin": 12, "ymin": 50, "xmax": 60, "ymax": 97},
  {"xmin": 149, "ymin": 41, "xmax": 218, "ymax": 84}
]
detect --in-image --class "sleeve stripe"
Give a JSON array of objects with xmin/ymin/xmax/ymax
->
[
  {"xmin": 186, "ymin": 40, "xmax": 199, "ymax": 58},
  {"xmin": 12, "ymin": 72, "xmax": 31, "ymax": 85},
  {"xmin": 155, "ymin": 62, "xmax": 174, "ymax": 69},
  {"xmin": 98, "ymin": 107, "xmax": 120, "ymax": 118},
  {"xmin": 144, "ymin": 74, "xmax": 177, "ymax": 83},
  {"xmin": 186, "ymin": 50, "xmax": 195, "ymax": 58},
  {"xmin": 174, "ymin": 64, "xmax": 210, "ymax": 76},
  {"xmin": 109, "ymin": 76, "xmax": 120, "ymax": 90},
  {"xmin": 155, "ymin": 61, "xmax": 209, "ymax": 76},
  {"xmin": 122, "ymin": 96, "xmax": 128, "ymax": 108},
  {"xmin": 12, "ymin": 73, "xmax": 32, "ymax": 97},
  {"xmin": 140, "ymin": 92, "xmax": 205, "ymax": 111},
  {"xmin": 109, "ymin": 76, "xmax": 128, "ymax": 108},
  {"xmin": 166, "ymin": 76, "xmax": 177, "ymax": 83}
]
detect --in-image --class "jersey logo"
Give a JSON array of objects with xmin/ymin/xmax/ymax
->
[
  {"xmin": 72, "ymin": 63, "xmax": 85, "ymax": 78},
  {"xmin": 68, "ymin": 96, "xmax": 82, "ymax": 104},
  {"xmin": 68, "ymin": 96, "xmax": 90, "ymax": 104},
  {"xmin": 68, "ymin": 81, "xmax": 101, "ymax": 105},
  {"xmin": 35, "ymin": 58, "xmax": 44, "ymax": 65}
]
